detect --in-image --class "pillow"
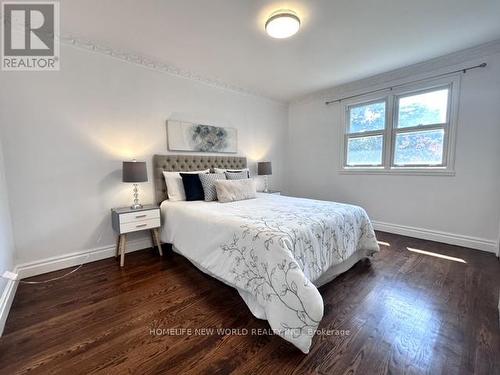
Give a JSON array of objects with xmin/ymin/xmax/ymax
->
[
  {"xmin": 199, "ymin": 173, "xmax": 226, "ymax": 201},
  {"xmin": 215, "ymin": 179, "xmax": 257, "ymax": 203},
  {"xmin": 180, "ymin": 173, "xmax": 205, "ymax": 201},
  {"xmin": 214, "ymin": 167, "xmax": 249, "ymax": 175},
  {"xmin": 225, "ymin": 170, "xmax": 250, "ymax": 180},
  {"xmin": 163, "ymin": 169, "xmax": 209, "ymax": 201}
]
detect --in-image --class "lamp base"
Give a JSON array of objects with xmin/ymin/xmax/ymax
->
[
  {"xmin": 263, "ymin": 175, "xmax": 270, "ymax": 193},
  {"xmin": 130, "ymin": 184, "xmax": 143, "ymax": 210}
]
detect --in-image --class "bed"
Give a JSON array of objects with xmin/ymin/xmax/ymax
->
[{"xmin": 153, "ymin": 155, "xmax": 380, "ymax": 353}]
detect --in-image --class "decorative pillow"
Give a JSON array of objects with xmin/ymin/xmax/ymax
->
[
  {"xmin": 199, "ymin": 173, "xmax": 226, "ymax": 201},
  {"xmin": 225, "ymin": 170, "xmax": 250, "ymax": 180},
  {"xmin": 215, "ymin": 179, "xmax": 257, "ymax": 203},
  {"xmin": 163, "ymin": 169, "xmax": 209, "ymax": 201},
  {"xmin": 180, "ymin": 173, "xmax": 205, "ymax": 201},
  {"xmin": 214, "ymin": 167, "xmax": 249, "ymax": 174}
]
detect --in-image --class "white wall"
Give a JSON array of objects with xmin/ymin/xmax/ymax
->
[
  {"xmin": 0, "ymin": 138, "xmax": 15, "ymax": 293},
  {"xmin": 0, "ymin": 44, "xmax": 288, "ymax": 266},
  {"xmin": 287, "ymin": 48, "xmax": 500, "ymax": 252},
  {"xmin": 0, "ymin": 134, "xmax": 16, "ymax": 334}
]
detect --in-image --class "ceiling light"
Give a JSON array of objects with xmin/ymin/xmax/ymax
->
[{"xmin": 265, "ymin": 10, "xmax": 300, "ymax": 39}]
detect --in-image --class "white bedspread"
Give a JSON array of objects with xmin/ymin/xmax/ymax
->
[{"xmin": 160, "ymin": 193, "xmax": 379, "ymax": 353}]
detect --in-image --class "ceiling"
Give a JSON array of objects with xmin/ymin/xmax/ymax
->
[{"xmin": 62, "ymin": 0, "xmax": 500, "ymax": 101}]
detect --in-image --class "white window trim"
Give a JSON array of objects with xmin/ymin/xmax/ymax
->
[
  {"xmin": 343, "ymin": 97, "xmax": 388, "ymax": 168},
  {"xmin": 339, "ymin": 75, "xmax": 460, "ymax": 176}
]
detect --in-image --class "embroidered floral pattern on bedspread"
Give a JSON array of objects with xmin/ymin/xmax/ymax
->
[{"xmin": 217, "ymin": 198, "xmax": 379, "ymax": 352}]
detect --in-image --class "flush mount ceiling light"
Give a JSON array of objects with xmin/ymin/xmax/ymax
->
[{"xmin": 265, "ymin": 10, "xmax": 300, "ymax": 39}]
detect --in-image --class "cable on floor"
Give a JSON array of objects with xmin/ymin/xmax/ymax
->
[{"xmin": 19, "ymin": 254, "xmax": 90, "ymax": 284}]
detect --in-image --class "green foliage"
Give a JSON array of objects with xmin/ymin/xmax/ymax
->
[
  {"xmin": 395, "ymin": 130, "xmax": 444, "ymax": 165},
  {"xmin": 398, "ymin": 103, "xmax": 441, "ymax": 128},
  {"xmin": 347, "ymin": 136, "xmax": 382, "ymax": 165},
  {"xmin": 350, "ymin": 102, "xmax": 385, "ymax": 133},
  {"xmin": 348, "ymin": 102, "xmax": 444, "ymax": 166}
]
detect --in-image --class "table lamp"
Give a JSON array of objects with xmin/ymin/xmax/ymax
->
[
  {"xmin": 122, "ymin": 160, "xmax": 148, "ymax": 209},
  {"xmin": 257, "ymin": 161, "xmax": 272, "ymax": 193}
]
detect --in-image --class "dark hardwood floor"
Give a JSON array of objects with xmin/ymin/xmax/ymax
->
[{"xmin": 1, "ymin": 231, "xmax": 499, "ymax": 374}]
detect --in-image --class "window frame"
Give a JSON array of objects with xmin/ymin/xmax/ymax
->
[
  {"xmin": 339, "ymin": 75, "xmax": 460, "ymax": 176},
  {"xmin": 344, "ymin": 97, "xmax": 388, "ymax": 168}
]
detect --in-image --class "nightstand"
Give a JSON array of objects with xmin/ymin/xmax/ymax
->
[
  {"xmin": 111, "ymin": 204, "xmax": 163, "ymax": 267},
  {"xmin": 262, "ymin": 190, "xmax": 281, "ymax": 195}
]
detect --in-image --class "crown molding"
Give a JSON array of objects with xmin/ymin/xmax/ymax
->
[
  {"xmin": 0, "ymin": 16, "xmax": 282, "ymax": 104},
  {"xmin": 292, "ymin": 39, "xmax": 500, "ymax": 105},
  {"xmin": 60, "ymin": 34, "xmax": 285, "ymax": 104}
]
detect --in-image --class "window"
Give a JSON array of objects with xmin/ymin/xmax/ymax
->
[
  {"xmin": 345, "ymin": 100, "xmax": 386, "ymax": 167},
  {"xmin": 341, "ymin": 76, "xmax": 459, "ymax": 175}
]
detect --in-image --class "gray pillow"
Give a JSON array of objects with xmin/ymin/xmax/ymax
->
[
  {"xmin": 215, "ymin": 179, "xmax": 257, "ymax": 203},
  {"xmin": 199, "ymin": 173, "xmax": 226, "ymax": 201},
  {"xmin": 225, "ymin": 170, "xmax": 249, "ymax": 180}
]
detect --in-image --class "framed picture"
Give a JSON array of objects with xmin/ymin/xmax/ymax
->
[{"xmin": 167, "ymin": 121, "xmax": 237, "ymax": 153}]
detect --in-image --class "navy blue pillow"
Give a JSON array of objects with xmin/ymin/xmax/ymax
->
[{"xmin": 180, "ymin": 173, "xmax": 205, "ymax": 201}]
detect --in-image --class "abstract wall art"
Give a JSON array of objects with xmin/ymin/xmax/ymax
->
[{"xmin": 167, "ymin": 121, "xmax": 237, "ymax": 153}]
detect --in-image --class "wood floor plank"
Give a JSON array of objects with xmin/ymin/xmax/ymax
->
[{"xmin": 0, "ymin": 232, "xmax": 499, "ymax": 374}]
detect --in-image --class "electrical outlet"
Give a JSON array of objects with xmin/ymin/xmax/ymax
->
[{"xmin": 2, "ymin": 270, "xmax": 18, "ymax": 281}]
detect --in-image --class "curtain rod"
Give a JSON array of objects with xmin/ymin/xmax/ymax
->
[{"xmin": 325, "ymin": 62, "xmax": 487, "ymax": 105}]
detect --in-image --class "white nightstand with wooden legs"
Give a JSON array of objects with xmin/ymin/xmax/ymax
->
[{"xmin": 111, "ymin": 205, "xmax": 163, "ymax": 267}]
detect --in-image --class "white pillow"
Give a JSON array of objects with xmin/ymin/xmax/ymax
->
[
  {"xmin": 215, "ymin": 179, "xmax": 257, "ymax": 203},
  {"xmin": 225, "ymin": 170, "xmax": 249, "ymax": 180},
  {"xmin": 214, "ymin": 167, "xmax": 250, "ymax": 175},
  {"xmin": 163, "ymin": 169, "xmax": 209, "ymax": 201}
]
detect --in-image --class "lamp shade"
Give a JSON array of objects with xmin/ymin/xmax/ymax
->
[
  {"xmin": 257, "ymin": 161, "xmax": 272, "ymax": 176},
  {"xmin": 122, "ymin": 161, "xmax": 148, "ymax": 183}
]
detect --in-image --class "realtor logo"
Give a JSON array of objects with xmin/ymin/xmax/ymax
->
[{"xmin": 2, "ymin": 1, "xmax": 60, "ymax": 71}]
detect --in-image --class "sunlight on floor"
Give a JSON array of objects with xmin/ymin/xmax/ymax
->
[
  {"xmin": 379, "ymin": 285, "xmax": 440, "ymax": 368},
  {"xmin": 377, "ymin": 241, "xmax": 391, "ymax": 247},
  {"xmin": 407, "ymin": 247, "xmax": 467, "ymax": 263}
]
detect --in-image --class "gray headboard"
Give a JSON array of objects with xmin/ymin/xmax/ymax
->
[{"xmin": 153, "ymin": 154, "xmax": 247, "ymax": 204}]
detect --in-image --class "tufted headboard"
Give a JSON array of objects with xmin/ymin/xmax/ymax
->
[{"xmin": 153, "ymin": 154, "xmax": 247, "ymax": 204}]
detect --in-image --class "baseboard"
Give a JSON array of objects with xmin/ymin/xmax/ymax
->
[
  {"xmin": 15, "ymin": 238, "xmax": 153, "ymax": 279},
  {"xmin": 0, "ymin": 238, "xmax": 153, "ymax": 336},
  {"xmin": 372, "ymin": 220, "xmax": 497, "ymax": 253},
  {"xmin": 0, "ymin": 278, "xmax": 19, "ymax": 336}
]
